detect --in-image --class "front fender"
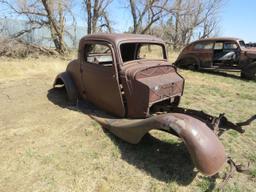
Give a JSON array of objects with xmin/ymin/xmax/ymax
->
[
  {"xmin": 241, "ymin": 61, "xmax": 256, "ymax": 79},
  {"xmin": 91, "ymin": 113, "xmax": 226, "ymax": 176}
]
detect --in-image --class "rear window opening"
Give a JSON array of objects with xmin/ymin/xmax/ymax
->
[
  {"xmin": 120, "ymin": 43, "xmax": 166, "ymax": 63},
  {"xmin": 84, "ymin": 43, "xmax": 113, "ymax": 67}
]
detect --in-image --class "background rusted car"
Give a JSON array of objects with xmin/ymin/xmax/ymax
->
[
  {"xmin": 175, "ymin": 37, "xmax": 256, "ymax": 79},
  {"xmin": 53, "ymin": 34, "xmax": 253, "ymax": 177}
]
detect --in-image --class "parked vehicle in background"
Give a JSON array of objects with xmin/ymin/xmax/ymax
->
[
  {"xmin": 246, "ymin": 42, "xmax": 256, "ymax": 47},
  {"xmin": 175, "ymin": 37, "xmax": 256, "ymax": 79}
]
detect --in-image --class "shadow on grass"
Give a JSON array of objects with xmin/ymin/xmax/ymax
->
[
  {"xmin": 104, "ymin": 129, "xmax": 197, "ymax": 185},
  {"xmin": 182, "ymin": 68, "xmax": 256, "ymax": 82},
  {"xmin": 47, "ymin": 88, "xmax": 218, "ymax": 188}
]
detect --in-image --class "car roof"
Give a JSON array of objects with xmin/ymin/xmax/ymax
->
[
  {"xmin": 80, "ymin": 33, "xmax": 165, "ymax": 45},
  {"xmin": 192, "ymin": 37, "xmax": 243, "ymax": 44}
]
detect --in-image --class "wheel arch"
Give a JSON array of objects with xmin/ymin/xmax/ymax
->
[
  {"xmin": 53, "ymin": 72, "xmax": 78, "ymax": 103},
  {"xmin": 175, "ymin": 54, "xmax": 201, "ymax": 69}
]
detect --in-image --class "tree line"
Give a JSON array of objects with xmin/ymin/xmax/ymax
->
[{"xmin": 0, "ymin": 0, "xmax": 223, "ymax": 54}]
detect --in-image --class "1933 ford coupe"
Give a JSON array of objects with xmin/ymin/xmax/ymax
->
[{"xmin": 53, "ymin": 34, "xmax": 254, "ymax": 176}]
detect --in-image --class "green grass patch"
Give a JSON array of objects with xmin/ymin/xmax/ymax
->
[{"xmin": 250, "ymin": 168, "xmax": 256, "ymax": 178}]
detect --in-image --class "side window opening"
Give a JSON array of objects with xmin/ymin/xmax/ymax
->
[
  {"xmin": 194, "ymin": 42, "xmax": 214, "ymax": 50},
  {"xmin": 214, "ymin": 42, "xmax": 224, "ymax": 50},
  {"xmin": 204, "ymin": 43, "xmax": 214, "ymax": 49},
  {"xmin": 239, "ymin": 40, "xmax": 246, "ymax": 48},
  {"xmin": 84, "ymin": 43, "xmax": 113, "ymax": 67},
  {"xmin": 194, "ymin": 43, "xmax": 204, "ymax": 49},
  {"xmin": 223, "ymin": 42, "xmax": 238, "ymax": 50}
]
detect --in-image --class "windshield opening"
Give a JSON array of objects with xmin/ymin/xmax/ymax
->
[
  {"xmin": 120, "ymin": 43, "xmax": 166, "ymax": 63},
  {"xmin": 239, "ymin": 40, "xmax": 246, "ymax": 48}
]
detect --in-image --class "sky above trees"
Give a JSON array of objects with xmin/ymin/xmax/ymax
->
[
  {"xmin": 220, "ymin": 0, "xmax": 256, "ymax": 42},
  {"xmin": 1, "ymin": 0, "xmax": 255, "ymax": 43}
]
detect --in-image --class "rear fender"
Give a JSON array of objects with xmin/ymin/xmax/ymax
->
[
  {"xmin": 91, "ymin": 113, "xmax": 226, "ymax": 176},
  {"xmin": 53, "ymin": 72, "xmax": 78, "ymax": 103},
  {"xmin": 176, "ymin": 54, "xmax": 200, "ymax": 68}
]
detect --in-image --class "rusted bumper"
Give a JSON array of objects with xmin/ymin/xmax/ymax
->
[{"xmin": 91, "ymin": 113, "xmax": 226, "ymax": 176}]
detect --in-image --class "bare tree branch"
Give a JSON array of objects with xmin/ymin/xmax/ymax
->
[
  {"xmin": 163, "ymin": 0, "xmax": 223, "ymax": 49},
  {"xmin": 128, "ymin": 0, "xmax": 169, "ymax": 34},
  {"xmin": 0, "ymin": 0, "xmax": 75, "ymax": 54},
  {"xmin": 83, "ymin": 0, "xmax": 112, "ymax": 34}
]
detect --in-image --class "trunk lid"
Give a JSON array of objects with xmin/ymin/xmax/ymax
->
[{"xmin": 120, "ymin": 60, "xmax": 184, "ymax": 118}]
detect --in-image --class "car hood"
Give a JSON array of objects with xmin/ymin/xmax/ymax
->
[
  {"xmin": 243, "ymin": 47, "xmax": 256, "ymax": 58},
  {"xmin": 243, "ymin": 47, "xmax": 256, "ymax": 51}
]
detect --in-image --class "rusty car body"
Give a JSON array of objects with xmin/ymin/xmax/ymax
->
[
  {"xmin": 53, "ymin": 34, "xmax": 253, "ymax": 177},
  {"xmin": 175, "ymin": 37, "xmax": 256, "ymax": 79}
]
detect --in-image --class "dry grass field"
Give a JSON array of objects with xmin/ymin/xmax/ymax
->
[{"xmin": 0, "ymin": 54, "xmax": 256, "ymax": 192}]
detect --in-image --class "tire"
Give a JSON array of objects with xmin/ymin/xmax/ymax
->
[
  {"xmin": 185, "ymin": 57, "xmax": 200, "ymax": 70},
  {"xmin": 175, "ymin": 58, "xmax": 199, "ymax": 70},
  {"xmin": 174, "ymin": 59, "xmax": 185, "ymax": 69},
  {"xmin": 241, "ymin": 62, "xmax": 256, "ymax": 80},
  {"xmin": 240, "ymin": 71, "xmax": 247, "ymax": 79},
  {"xmin": 241, "ymin": 71, "xmax": 256, "ymax": 80}
]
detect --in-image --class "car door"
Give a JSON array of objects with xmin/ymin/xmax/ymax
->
[
  {"xmin": 193, "ymin": 41, "xmax": 214, "ymax": 68},
  {"xmin": 80, "ymin": 41, "xmax": 125, "ymax": 117},
  {"xmin": 213, "ymin": 41, "xmax": 239, "ymax": 67},
  {"xmin": 213, "ymin": 41, "xmax": 224, "ymax": 66},
  {"xmin": 223, "ymin": 41, "xmax": 240, "ymax": 66}
]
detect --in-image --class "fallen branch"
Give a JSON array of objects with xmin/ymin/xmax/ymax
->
[{"xmin": 0, "ymin": 37, "xmax": 59, "ymax": 58}]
